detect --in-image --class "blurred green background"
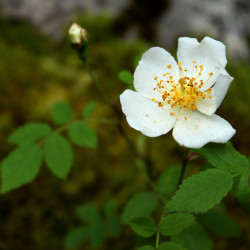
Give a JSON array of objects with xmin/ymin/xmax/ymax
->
[{"xmin": 0, "ymin": 1, "xmax": 250, "ymax": 249}]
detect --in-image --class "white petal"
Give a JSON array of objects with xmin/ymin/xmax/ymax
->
[
  {"xmin": 202, "ymin": 37, "xmax": 227, "ymax": 67},
  {"xmin": 213, "ymin": 69, "xmax": 233, "ymax": 109},
  {"xmin": 196, "ymin": 89, "xmax": 217, "ymax": 116},
  {"xmin": 177, "ymin": 37, "xmax": 226, "ymax": 91},
  {"xmin": 172, "ymin": 111, "xmax": 235, "ymax": 148},
  {"xmin": 134, "ymin": 47, "xmax": 179, "ymax": 100},
  {"xmin": 120, "ymin": 90, "xmax": 176, "ymax": 137},
  {"xmin": 196, "ymin": 69, "xmax": 233, "ymax": 115}
]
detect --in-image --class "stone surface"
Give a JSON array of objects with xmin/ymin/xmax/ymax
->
[
  {"xmin": 1, "ymin": 0, "xmax": 249, "ymax": 59},
  {"xmin": 157, "ymin": 0, "xmax": 250, "ymax": 60},
  {"xmin": 0, "ymin": 0, "xmax": 129, "ymax": 39}
]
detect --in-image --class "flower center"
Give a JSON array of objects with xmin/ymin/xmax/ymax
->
[{"xmin": 152, "ymin": 61, "xmax": 213, "ymax": 120}]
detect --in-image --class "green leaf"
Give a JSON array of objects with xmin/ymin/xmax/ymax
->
[
  {"xmin": 165, "ymin": 169, "xmax": 233, "ymax": 214},
  {"xmin": 159, "ymin": 213, "xmax": 195, "ymax": 236},
  {"xmin": 235, "ymin": 170, "xmax": 250, "ymax": 212},
  {"xmin": 158, "ymin": 242, "xmax": 186, "ymax": 250},
  {"xmin": 200, "ymin": 163, "xmax": 214, "ymax": 172},
  {"xmin": 1, "ymin": 144, "xmax": 42, "ymax": 193},
  {"xmin": 44, "ymin": 134, "xmax": 73, "ymax": 179},
  {"xmin": 103, "ymin": 199, "xmax": 122, "ymax": 237},
  {"xmin": 106, "ymin": 216, "xmax": 122, "ymax": 238},
  {"xmin": 64, "ymin": 226, "xmax": 89, "ymax": 249},
  {"xmin": 157, "ymin": 165, "xmax": 183, "ymax": 197},
  {"xmin": 76, "ymin": 203, "xmax": 100, "ymax": 223},
  {"xmin": 68, "ymin": 121, "xmax": 98, "ymax": 148},
  {"xmin": 197, "ymin": 143, "xmax": 249, "ymax": 173},
  {"xmin": 103, "ymin": 199, "xmax": 116, "ymax": 218},
  {"xmin": 171, "ymin": 222, "xmax": 213, "ymax": 250},
  {"xmin": 89, "ymin": 221, "xmax": 105, "ymax": 247},
  {"xmin": 8, "ymin": 123, "xmax": 51, "ymax": 145},
  {"xmin": 121, "ymin": 192, "xmax": 158, "ymax": 224},
  {"xmin": 137, "ymin": 246, "xmax": 154, "ymax": 250},
  {"xmin": 52, "ymin": 102, "xmax": 72, "ymax": 125},
  {"xmin": 118, "ymin": 70, "xmax": 133, "ymax": 84},
  {"xmin": 129, "ymin": 217, "xmax": 156, "ymax": 237},
  {"xmin": 198, "ymin": 204, "xmax": 242, "ymax": 237},
  {"xmin": 82, "ymin": 101, "xmax": 96, "ymax": 118}
]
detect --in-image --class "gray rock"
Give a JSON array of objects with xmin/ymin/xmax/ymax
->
[
  {"xmin": 0, "ymin": 0, "xmax": 129, "ymax": 39},
  {"xmin": 157, "ymin": 0, "xmax": 250, "ymax": 60},
  {"xmin": 1, "ymin": 0, "xmax": 249, "ymax": 59}
]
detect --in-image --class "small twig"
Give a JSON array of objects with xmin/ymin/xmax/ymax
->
[
  {"xmin": 82, "ymin": 60, "xmax": 165, "ymax": 200},
  {"xmin": 84, "ymin": 61, "xmax": 111, "ymax": 106},
  {"xmin": 176, "ymin": 151, "xmax": 199, "ymax": 190}
]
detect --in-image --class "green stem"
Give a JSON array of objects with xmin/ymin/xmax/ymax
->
[
  {"xmin": 231, "ymin": 170, "xmax": 247, "ymax": 178},
  {"xmin": 82, "ymin": 59, "xmax": 166, "ymax": 202},
  {"xmin": 155, "ymin": 228, "xmax": 160, "ymax": 249},
  {"xmin": 83, "ymin": 60, "xmax": 137, "ymax": 153},
  {"xmin": 36, "ymin": 121, "xmax": 75, "ymax": 147},
  {"xmin": 84, "ymin": 61, "xmax": 111, "ymax": 106},
  {"xmin": 176, "ymin": 149, "xmax": 193, "ymax": 190}
]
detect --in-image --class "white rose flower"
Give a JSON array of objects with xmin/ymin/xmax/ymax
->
[{"xmin": 120, "ymin": 37, "xmax": 236, "ymax": 148}]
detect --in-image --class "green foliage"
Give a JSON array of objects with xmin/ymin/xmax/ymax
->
[
  {"xmin": 65, "ymin": 200, "xmax": 122, "ymax": 249},
  {"xmin": 1, "ymin": 144, "xmax": 42, "ymax": 193},
  {"xmin": 8, "ymin": 123, "xmax": 51, "ymax": 145},
  {"xmin": 171, "ymin": 222, "xmax": 213, "ymax": 250},
  {"xmin": 198, "ymin": 204, "xmax": 242, "ymax": 237},
  {"xmin": 76, "ymin": 203, "xmax": 100, "ymax": 223},
  {"xmin": 234, "ymin": 169, "xmax": 250, "ymax": 212},
  {"xmin": 200, "ymin": 163, "xmax": 214, "ymax": 172},
  {"xmin": 137, "ymin": 246, "xmax": 154, "ymax": 250},
  {"xmin": 104, "ymin": 199, "xmax": 122, "ymax": 237},
  {"xmin": 65, "ymin": 203, "xmax": 103, "ymax": 248},
  {"xmin": 158, "ymin": 242, "xmax": 186, "ymax": 250},
  {"xmin": 106, "ymin": 215, "xmax": 122, "ymax": 238},
  {"xmin": 64, "ymin": 226, "xmax": 89, "ymax": 249},
  {"xmin": 88, "ymin": 221, "xmax": 105, "ymax": 247},
  {"xmin": 196, "ymin": 143, "xmax": 249, "ymax": 173},
  {"xmin": 51, "ymin": 102, "xmax": 72, "ymax": 125},
  {"xmin": 103, "ymin": 199, "xmax": 116, "ymax": 217},
  {"xmin": 129, "ymin": 217, "xmax": 156, "ymax": 237},
  {"xmin": 159, "ymin": 213, "xmax": 195, "ymax": 236},
  {"xmin": 121, "ymin": 192, "xmax": 158, "ymax": 224},
  {"xmin": 82, "ymin": 101, "xmax": 96, "ymax": 118},
  {"xmin": 225, "ymin": 62, "xmax": 250, "ymax": 125},
  {"xmin": 165, "ymin": 169, "xmax": 233, "ymax": 213},
  {"xmin": 44, "ymin": 134, "xmax": 73, "ymax": 179},
  {"xmin": 2, "ymin": 13, "xmax": 250, "ymax": 250},
  {"xmin": 68, "ymin": 121, "xmax": 98, "ymax": 148},
  {"xmin": 118, "ymin": 70, "xmax": 133, "ymax": 84},
  {"xmin": 157, "ymin": 165, "xmax": 183, "ymax": 197}
]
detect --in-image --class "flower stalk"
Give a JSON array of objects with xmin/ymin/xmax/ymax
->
[{"xmin": 69, "ymin": 24, "xmax": 156, "ymax": 191}]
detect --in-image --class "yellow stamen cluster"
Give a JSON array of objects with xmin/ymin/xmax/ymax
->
[{"xmin": 152, "ymin": 61, "xmax": 213, "ymax": 120}]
